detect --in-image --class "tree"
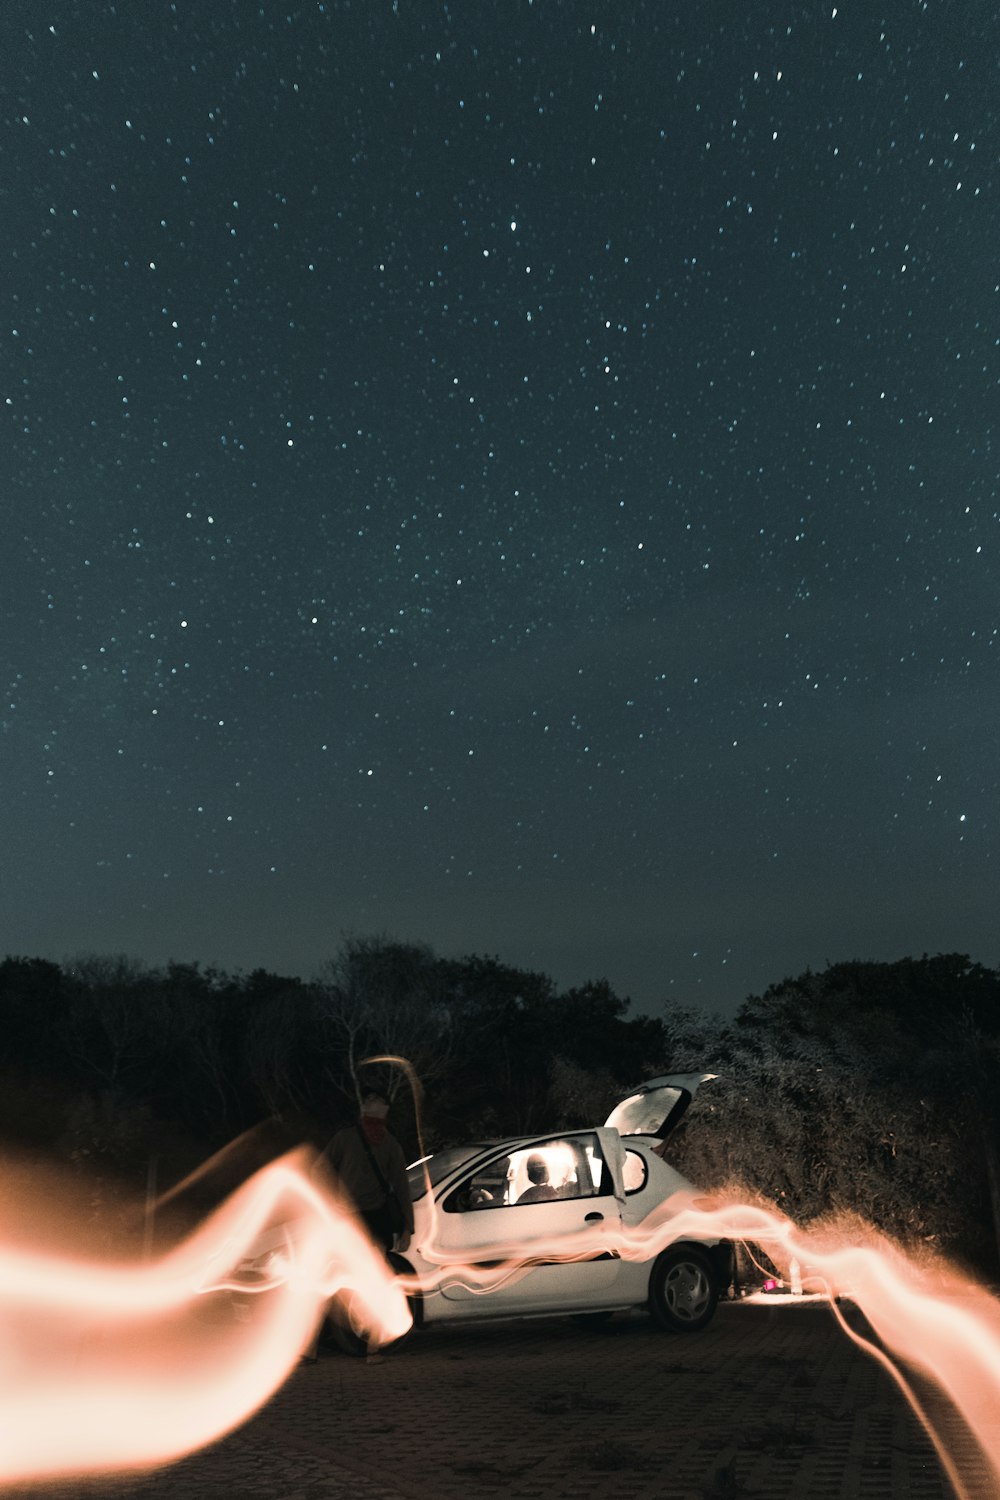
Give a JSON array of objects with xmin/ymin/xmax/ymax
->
[
  {"xmin": 153, "ymin": 962, "xmax": 236, "ymax": 1137},
  {"xmin": 239, "ymin": 968, "xmax": 323, "ymax": 1122},
  {"xmin": 547, "ymin": 979, "xmax": 669, "ymax": 1082},
  {"xmin": 432, "ymin": 962, "xmax": 669, "ymax": 1137},
  {"xmin": 0, "ymin": 955, "xmax": 75, "ymax": 1076},
  {"xmin": 62, "ymin": 953, "xmax": 169, "ymax": 1104},
  {"xmin": 315, "ymin": 936, "xmax": 454, "ymax": 1133},
  {"xmin": 704, "ymin": 955, "xmax": 1000, "ymax": 1271}
]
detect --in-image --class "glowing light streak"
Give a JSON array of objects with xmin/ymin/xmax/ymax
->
[
  {"xmin": 2, "ymin": 1121, "xmax": 999, "ymax": 1500},
  {"xmin": 0, "ymin": 1148, "xmax": 409, "ymax": 1484},
  {"xmin": 404, "ymin": 1192, "xmax": 1000, "ymax": 1500}
]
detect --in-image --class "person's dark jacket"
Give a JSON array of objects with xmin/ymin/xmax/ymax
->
[{"xmin": 325, "ymin": 1124, "xmax": 414, "ymax": 1234}]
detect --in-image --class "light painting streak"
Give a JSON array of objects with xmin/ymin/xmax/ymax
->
[
  {"xmin": 2, "ymin": 1145, "xmax": 998, "ymax": 1500},
  {"xmin": 404, "ymin": 1191, "xmax": 1000, "ymax": 1500},
  {"xmin": 0, "ymin": 1148, "xmax": 409, "ymax": 1484}
]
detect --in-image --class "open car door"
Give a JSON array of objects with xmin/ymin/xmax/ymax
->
[{"xmin": 428, "ymin": 1128, "xmax": 626, "ymax": 1313}]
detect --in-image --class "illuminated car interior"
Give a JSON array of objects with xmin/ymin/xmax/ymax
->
[{"xmin": 443, "ymin": 1135, "xmax": 611, "ymax": 1213}]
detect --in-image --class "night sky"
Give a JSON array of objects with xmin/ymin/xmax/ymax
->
[{"xmin": 4, "ymin": 2, "xmax": 997, "ymax": 1018}]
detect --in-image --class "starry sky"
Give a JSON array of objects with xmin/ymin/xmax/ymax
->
[{"xmin": 3, "ymin": 1, "xmax": 997, "ymax": 1018}]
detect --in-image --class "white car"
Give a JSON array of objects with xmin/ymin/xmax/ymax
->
[
  {"xmin": 227, "ymin": 1074, "xmax": 731, "ymax": 1353},
  {"xmin": 381, "ymin": 1073, "xmax": 732, "ymax": 1342}
]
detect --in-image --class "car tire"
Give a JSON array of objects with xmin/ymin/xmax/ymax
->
[
  {"xmin": 386, "ymin": 1252, "xmax": 420, "ymax": 1346},
  {"xmin": 649, "ymin": 1245, "xmax": 719, "ymax": 1332}
]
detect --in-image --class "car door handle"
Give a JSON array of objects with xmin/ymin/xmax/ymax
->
[{"xmin": 584, "ymin": 1212, "xmax": 604, "ymax": 1222}]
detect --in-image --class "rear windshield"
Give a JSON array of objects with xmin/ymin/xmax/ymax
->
[
  {"xmin": 407, "ymin": 1144, "xmax": 491, "ymax": 1202},
  {"xmin": 606, "ymin": 1087, "xmax": 683, "ymax": 1137}
]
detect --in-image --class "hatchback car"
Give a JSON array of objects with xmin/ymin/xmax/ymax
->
[
  {"xmin": 376, "ymin": 1072, "xmax": 731, "ymax": 1342},
  {"xmin": 229, "ymin": 1074, "xmax": 731, "ymax": 1352}
]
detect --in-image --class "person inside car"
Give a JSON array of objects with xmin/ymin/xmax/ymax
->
[{"xmin": 517, "ymin": 1153, "xmax": 559, "ymax": 1204}]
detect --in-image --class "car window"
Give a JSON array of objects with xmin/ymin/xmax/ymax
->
[
  {"xmin": 444, "ymin": 1134, "xmax": 610, "ymax": 1212},
  {"xmin": 622, "ymin": 1148, "xmax": 648, "ymax": 1195},
  {"xmin": 407, "ymin": 1145, "xmax": 492, "ymax": 1203}
]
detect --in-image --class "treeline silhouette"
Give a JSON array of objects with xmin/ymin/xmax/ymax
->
[{"xmin": 2, "ymin": 939, "xmax": 998, "ymax": 1273}]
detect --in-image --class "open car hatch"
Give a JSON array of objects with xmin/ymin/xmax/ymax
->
[{"xmin": 603, "ymin": 1073, "xmax": 717, "ymax": 1141}]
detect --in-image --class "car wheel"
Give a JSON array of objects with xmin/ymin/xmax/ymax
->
[
  {"xmin": 386, "ymin": 1252, "xmax": 420, "ymax": 1347},
  {"xmin": 649, "ymin": 1246, "xmax": 719, "ymax": 1332}
]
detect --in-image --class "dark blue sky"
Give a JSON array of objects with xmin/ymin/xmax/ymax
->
[{"xmin": 3, "ymin": 1, "xmax": 997, "ymax": 1016}]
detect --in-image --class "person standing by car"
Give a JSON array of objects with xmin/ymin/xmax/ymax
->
[{"xmin": 324, "ymin": 1087, "xmax": 414, "ymax": 1255}]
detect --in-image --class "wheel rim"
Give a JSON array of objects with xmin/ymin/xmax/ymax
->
[{"xmin": 663, "ymin": 1260, "xmax": 711, "ymax": 1323}]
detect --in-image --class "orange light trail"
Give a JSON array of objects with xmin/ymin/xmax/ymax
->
[
  {"xmin": 2, "ymin": 1151, "xmax": 999, "ymax": 1500},
  {"xmin": 0, "ymin": 1148, "xmax": 409, "ymax": 1484},
  {"xmin": 402, "ymin": 1191, "xmax": 1000, "ymax": 1500}
]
